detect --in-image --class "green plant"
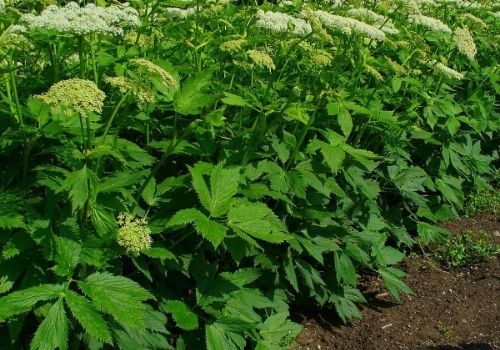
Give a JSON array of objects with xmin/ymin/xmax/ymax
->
[
  {"xmin": 0, "ymin": 0, "xmax": 498, "ymax": 349},
  {"xmin": 433, "ymin": 231, "xmax": 499, "ymax": 268},
  {"xmin": 436, "ymin": 321, "xmax": 455, "ymax": 343},
  {"xmin": 464, "ymin": 189, "xmax": 500, "ymax": 216}
]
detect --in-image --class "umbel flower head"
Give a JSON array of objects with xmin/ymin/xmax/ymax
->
[
  {"xmin": 36, "ymin": 79, "xmax": 105, "ymax": 117},
  {"xmin": 314, "ymin": 10, "xmax": 386, "ymax": 41},
  {"xmin": 104, "ymin": 76, "xmax": 156, "ymax": 104},
  {"xmin": 247, "ymin": 49, "xmax": 276, "ymax": 71},
  {"xmin": 20, "ymin": 2, "xmax": 140, "ymax": 36},
  {"xmin": 408, "ymin": 14, "xmax": 452, "ymax": 34},
  {"xmin": 453, "ymin": 27, "xmax": 477, "ymax": 60},
  {"xmin": 219, "ymin": 38, "xmax": 247, "ymax": 53},
  {"xmin": 425, "ymin": 60, "xmax": 465, "ymax": 80},
  {"xmin": 116, "ymin": 213, "xmax": 152, "ymax": 256},
  {"xmin": 255, "ymin": 10, "xmax": 312, "ymax": 36},
  {"xmin": 130, "ymin": 58, "xmax": 178, "ymax": 89}
]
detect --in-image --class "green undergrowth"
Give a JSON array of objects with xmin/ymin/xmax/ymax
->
[
  {"xmin": 433, "ymin": 231, "xmax": 499, "ymax": 268},
  {"xmin": 0, "ymin": 0, "xmax": 499, "ymax": 349}
]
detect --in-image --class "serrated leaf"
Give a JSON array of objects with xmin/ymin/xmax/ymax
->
[
  {"xmin": 53, "ymin": 236, "xmax": 81, "ymax": 277},
  {"xmin": 221, "ymin": 92, "xmax": 250, "ymax": 107},
  {"xmin": 208, "ymin": 165, "xmax": 241, "ymax": 217},
  {"xmin": 257, "ymin": 313, "xmax": 302, "ymax": 350},
  {"xmin": 227, "ymin": 203, "xmax": 292, "ymax": 243},
  {"xmin": 321, "ymin": 144, "xmax": 345, "ymax": 173},
  {"xmin": 417, "ymin": 222, "xmax": 449, "ymax": 244},
  {"xmin": 378, "ymin": 267, "xmax": 413, "ymax": 302},
  {"xmin": 64, "ymin": 291, "xmax": 112, "ymax": 344},
  {"xmin": 376, "ymin": 246, "xmax": 405, "ymax": 266},
  {"xmin": 78, "ymin": 273, "xmax": 150, "ymax": 329},
  {"xmin": 284, "ymin": 255, "xmax": 299, "ymax": 292},
  {"xmin": 193, "ymin": 215, "xmax": 227, "ymax": 248},
  {"xmin": 143, "ymin": 247, "xmax": 176, "ymax": 261},
  {"xmin": 338, "ymin": 108, "xmax": 353, "ymax": 137},
  {"xmin": 174, "ymin": 72, "xmax": 214, "ymax": 115},
  {"xmin": 334, "ymin": 251, "xmax": 357, "ymax": 286},
  {"xmin": 164, "ymin": 300, "xmax": 198, "ymax": 330},
  {"xmin": 141, "ymin": 177, "xmax": 157, "ymax": 207},
  {"xmin": 331, "ymin": 286, "xmax": 365, "ymax": 323},
  {"xmin": 206, "ymin": 323, "xmax": 238, "ymax": 350},
  {"xmin": 30, "ymin": 298, "xmax": 68, "ymax": 350},
  {"xmin": 0, "ymin": 284, "xmax": 64, "ymax": 321},
  {"xmin": 284, "ymin": 105, "xmax": 309, "ymax": 125},
  {"xmin": 167, "ymin": 208, "xmax": 227, "ymax": 248}
]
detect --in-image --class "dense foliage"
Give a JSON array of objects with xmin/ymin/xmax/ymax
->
[{"xmin": 0, "ymin": 0, "xmax": 498, "ymax": 348}]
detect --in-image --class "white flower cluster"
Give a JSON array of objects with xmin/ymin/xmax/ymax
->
[
  {"xmin": 255, "ymin": 10, "xmax": 312, "ymax": 36},
  {"xmin": 314, "ymin": 10, "xmax": 386, "ymax": 41},
  {"xmin": 20, "ymin": 2, "xmax": 140, "ymax": 36},
  {"xmin": 0, "ymin": 0, "xmax": 5, "ymax": 13},
  {"xmin": 426, "ymin": 60, "xmax": 465, "ymax": 80},
  {"xmin": 453, "ymin": 27, "xmax": 477, "ymax": 60},
  {"xmin": 346, "ymin": 8, "xmax": 399, "ymax": 35},
  {"xmin": 460, "ymin": 13, "xmax": 487, "ymax": 30},
  {"xmin": 414, "ymin": 0, "xmax": 437, "ymax": 6},
  {"xmin": 164, "ymin": 7, "xmax": 196, "ymax": 19},
  {"xmin": 409, "ymin": 14, "xmax": 452, "ymax": 34},
  {"xmin": 435, "ymin": 0, "xmax": 482, "ymax": 8}
]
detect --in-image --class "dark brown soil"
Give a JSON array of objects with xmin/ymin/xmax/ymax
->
[{"xmin": 294, "ymin": 210, "xmax": 500, "ymax": 350}]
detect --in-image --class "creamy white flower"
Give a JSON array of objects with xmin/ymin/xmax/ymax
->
[
  {"xmin": 164, "ymin": 7, "xmax": 196, "ymax": 19},
  {"xmin": 453, "ymin": 27, "xmax": 477, "ymax": 60},
  {"xmin": 346, "ymin": 8, "xmax": 399, "ymax": 35},
  {"xmin": 255, "ymin": 10, "xmax": 312, "ymax": 36},
  {"xmin": 0, "ymin": 0, "xmax": 5, "ymax": 13},
  {"xmin": 20, "ymin": 2, "xmax": 140, "ymax": 36},
  {"xmin": 435, "ymin": 0, "xmax": 482, "ymax": 8},
  {"xmin": 427, "ymin": 60, "xmax": 465, "ymax": 80},
  {"xmin": 414, "ymin": 0, "xmax": 437, "ymax": 6},
  {"xmin": 409, "ymin": 14, "xmax": 452, "ymax": 33},
  {"xmin": 315, "ymin": 10, "xmax": 386, "ymax": 41},
  {"xmin": 460, "ymin": 13, "xmax": 487, "ymax": 30}
]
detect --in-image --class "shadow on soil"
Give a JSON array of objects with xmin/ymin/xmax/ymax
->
[{"xmin": 429, "ymin": 343, "xmax": 493, "ymax": 350}]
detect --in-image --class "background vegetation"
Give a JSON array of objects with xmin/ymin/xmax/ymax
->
[{"xmin": 0, "ymin": 0, "xmax": 498, "ymax": 349}]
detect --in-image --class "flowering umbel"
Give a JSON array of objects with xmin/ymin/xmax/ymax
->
[
  {"xmin": 36, "ymin": 79, "xmax": 105, "ymax": 117},
  {"xmin": 130, "ymin": 58, "xmax": 178, "ymax": 89},
  {"xmin": 116, "ymin": 213, "xmax": 152, "ymax": 256},
  {"xmin": 247, "ymin": 49, "xmax": 276, "ymax": 71},
  {"xmin": 20, "ymin": 2, "xmax": 140, "ymax": 36},
  {"xmin": 104, "ymin": 76, "xmax": 156, "ymax": 104},
  {"xmin": 453, "ymin": 27, "xmax": 477, "ymax": 60}
]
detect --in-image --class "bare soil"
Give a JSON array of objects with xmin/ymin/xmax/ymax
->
[{"xmin": 294, "ymin": 210, "xmax": 500, "ymax": 350}]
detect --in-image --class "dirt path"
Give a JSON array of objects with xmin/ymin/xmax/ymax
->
[{"xmin": 294, "ymin": 211, "xmax": 499, "ymax": 350}]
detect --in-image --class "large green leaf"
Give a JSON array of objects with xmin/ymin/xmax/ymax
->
[
  {"xmin": 167, "ymin": 208, "xmax": 227, "ymax": 248},
  {"xmin": 0, "ymin": 284, "xmax": 64, "ymax": 321},
  {"xmin": 53, "ymin": 236, "xmax": 81, "ymax": 277},
  {"xmin": 174, "ymin": 72, "xmax": 214, "ymax": 115},
  {"xmin": 227, "ymin": 203, "xmax": 292, "ymax": 243},
  {"xmin": 78, "ymin": 273, "xmax": 150, "ymax": 329},
  {"xmin": 30, "ymin": 298, "xmax": 68, "ymax": 350},
  {"xmin": 64, "ymin": 291, "xmax": 112, "ymax": 344},
  {"xmin": 163, "ymin": 300, "xmax": 199, "ymax": 331},
  {"xmin": 378, "ymin": 267, "xmax": 413, "ymax": 302},
  {"xmin": 190, "ymin": 163, "xmax": 241, "ymax": 217}
]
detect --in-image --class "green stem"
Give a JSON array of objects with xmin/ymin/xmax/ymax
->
[
  {"xmin": 100, "ymin": 94, "xmax": 128, "ymax": 146},
  {"xmin": 8, "ymin": 63, "xmax": 23, "ymax": 125},
  {"xmin": 78, "ymin": 36, "xmax": 86, "ymax": 78},
  {"xmin": 78, "ymin": 114, "xmax": 87, "ymax": 151},
  {"xmin": 90, "ymin": 36, "xmax": 99, "ymax": 85}
]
